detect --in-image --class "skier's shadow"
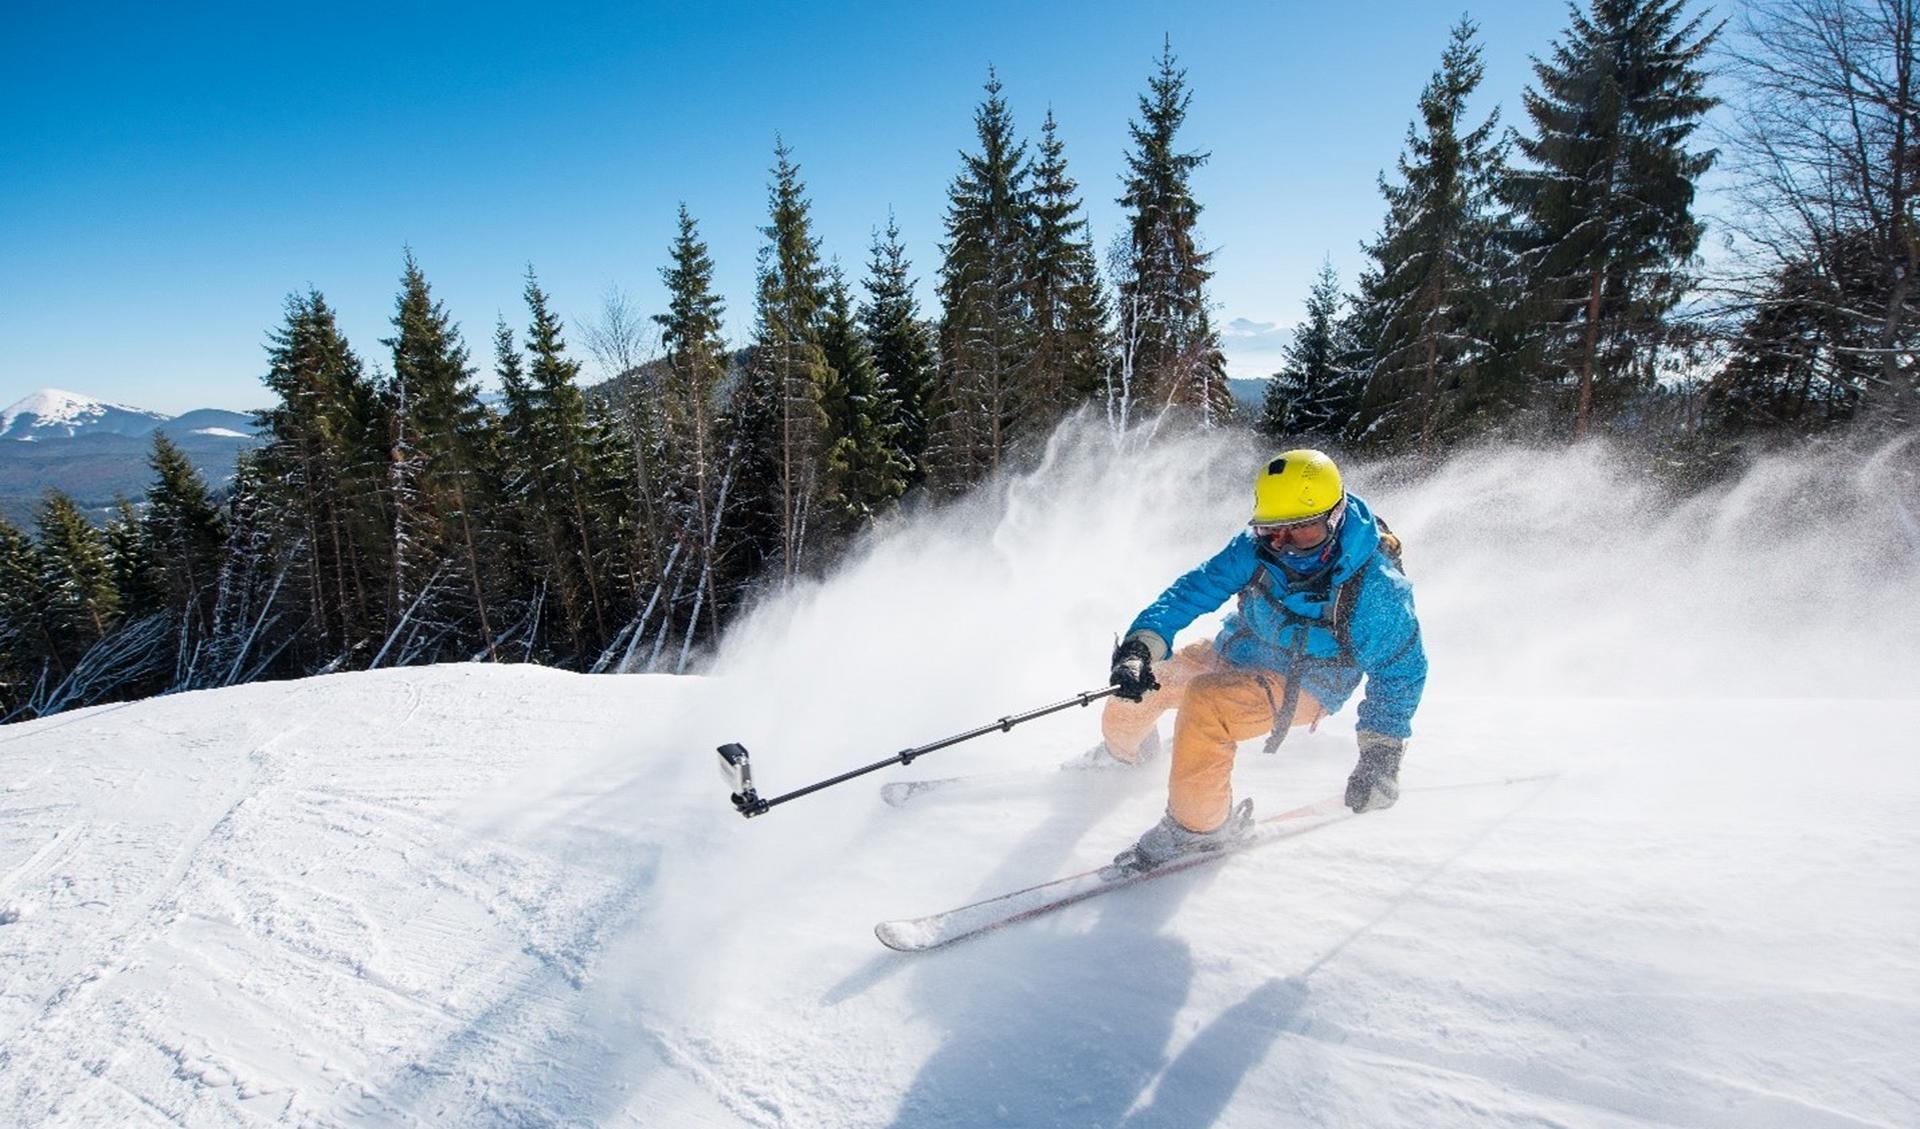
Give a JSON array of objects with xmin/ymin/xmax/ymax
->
[
  {"xmin": 884, "ymin": 868, "xmax": 1204, "ymax": 1128},
  {"xmin": 822, "ymin": 756, "xmax": 1150, "ymax": 1007},
  {"xmin": 847, "ymin": 754, "xmax": 1253, "ymax": 1128}
]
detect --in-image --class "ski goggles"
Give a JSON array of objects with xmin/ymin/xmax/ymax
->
[
  {"xmin": 1251, "ymin": 514, "xmax": 1334, "ymax": 549},
  {"xmin": 1250, "ymin": 497, "xmax": 1346, "ymax": 550}
]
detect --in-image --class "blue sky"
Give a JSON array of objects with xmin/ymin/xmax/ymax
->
[{"xmin": 2, "ymin": 1, "xmax": 1580, "ymax": 414}]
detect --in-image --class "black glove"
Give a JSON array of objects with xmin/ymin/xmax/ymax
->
[
  {"xmin": 1345, "ymin": 732, "xmax": 1403, "ymax": 813},
  {"xmin": 1108, "ymin": 637, "xmax": 1161, "ymax": 702}
]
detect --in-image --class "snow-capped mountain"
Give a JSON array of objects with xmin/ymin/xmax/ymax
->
[
  {"xmin": 0, "ymin": 388, "xmax": 174, "ymax": 441},
  {"xmin": 0, "ymin": 389, "xmax": 261, "ymax": 525}
]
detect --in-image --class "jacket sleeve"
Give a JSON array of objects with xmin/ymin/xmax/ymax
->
[
  {"xmin": 1347, "ymin": 560, "xmax": 1427, "ymax": 740},
  {"xmin": 1124, "ymin": 534, "xmax": 1256, "ymax": 659}
]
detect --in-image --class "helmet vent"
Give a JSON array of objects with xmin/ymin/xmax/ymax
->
[{"xmin": 1267, "ymin": 457, "xmax": 1288, "ymax": 476}]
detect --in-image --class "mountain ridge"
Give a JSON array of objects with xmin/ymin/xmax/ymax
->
[{"xmin": 0, "ymin": 389, "xmax": 262, "ymax": 525}]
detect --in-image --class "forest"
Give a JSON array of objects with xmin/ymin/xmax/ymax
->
[{"xmin": 2, "ymin": 0, "xmax": 1913, "ymax": 721}]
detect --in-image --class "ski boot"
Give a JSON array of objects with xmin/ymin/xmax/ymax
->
[
  {"xmin": 1110, "ymin": 798, "xmax": 1254, "ymax": 873},
  {"xmin": 1060, "ymin": 728, "xmax": 1163, "ymax": 772}
]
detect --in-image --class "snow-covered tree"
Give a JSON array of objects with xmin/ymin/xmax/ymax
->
[
  {"xmin": 1115, "ymin": 40, "xmax": 1229, "ymax": 427},
  {"xmin": 257, "ymin": 290, "xmax": 389, "ymax": 665},
  {"xmin": 1027, "ymin": 110, "xmax": 1111, "ymax": 419},
  {"xmin": 1505, "ymin": 0, "xmax": 1719, "ymax": 438},
  {"xmin": 819, "ymin": 264, "xmax": 907, "ymax": 533},
  {"xmin": 1262, "ymin": 262, "xmax": 1359, "ymax": 444},
  {"xmin": 1351, "ymin": 18, "xmax": 1511, "ymax": 452},
  {"xmin": 381, "ymin": 252, "xmax": 500, "ymax": 663},
  {"xmin": 740, "ymin": 139, "xmax": 833, "ymax": 581},
  {"xmin": 932, "ymin": 68, "xmax": 1035, "ymax": 491},
  {"xmin": 860, "ymin": 215, "xmax": 938, "ymax": 488}
]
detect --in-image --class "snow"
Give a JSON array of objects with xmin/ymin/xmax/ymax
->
[
  {"xmin": 189, "ymin": 427, "xmax": 250, "ymax": 439},
  {"xmin": 0, "ymin": 388, "xmax": 171, "ymax": 440},
  {"xmin": 1, "ymin": 389, "xmax": 120, "ymax": 429},
  {"xmin": 2, "ymin": 426, "xmax": 1917, "ymax": 1127}
]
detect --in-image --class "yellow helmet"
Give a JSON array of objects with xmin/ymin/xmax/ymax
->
[{"xmin": 1250, "ymin": 449, "xmax": 1344, "ymax": 524}]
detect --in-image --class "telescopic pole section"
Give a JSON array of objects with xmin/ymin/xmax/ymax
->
[{"xmin": 723, "ymin": 686, "xmax": 1119, "ymax": 818}]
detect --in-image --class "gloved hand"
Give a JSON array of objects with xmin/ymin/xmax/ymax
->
[
  {"xmin": 1345, "ymin": 731, "xmax": 1403, "ymax": 813},
  {"xmin": 1108, "ymin": 637, "xmax": 1161, "ymax": 702}
]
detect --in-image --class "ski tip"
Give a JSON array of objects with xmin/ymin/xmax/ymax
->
[{"xmin": 874, "ymin": 919, "xmax": 935, "ymax": 952}]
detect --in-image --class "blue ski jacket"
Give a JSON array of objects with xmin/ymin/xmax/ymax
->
[{"xmin": 1125, "ymin": 493, "xmax": 1427, "ymax": 739}]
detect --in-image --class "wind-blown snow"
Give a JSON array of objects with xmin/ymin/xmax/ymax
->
[{"xmin": 2, "ymin": 423, "xmax": 1916, "ymax": 1127}]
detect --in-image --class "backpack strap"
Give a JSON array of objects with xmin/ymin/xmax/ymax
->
[{"xmin": 1240, "ymin": 515, "xmax": 1408, "ymax": 750}]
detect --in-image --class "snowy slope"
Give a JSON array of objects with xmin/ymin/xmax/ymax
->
[{"xmin": 3, "ymin": 428, "xmax": 1917, "ymax": 1127}]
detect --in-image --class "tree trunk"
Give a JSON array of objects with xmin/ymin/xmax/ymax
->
[{"xmin": 1576, "ymin": 269, "xmax": 1604, "ymax": 439}]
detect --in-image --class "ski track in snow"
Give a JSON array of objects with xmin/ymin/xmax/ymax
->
[
  {"xmin": 0, "ymin": 667, "xmax": 732, "ymax": 1127},
  {"xmin": 0, "ymin": 669, "xmax": 1915, "ymax": 1128}
]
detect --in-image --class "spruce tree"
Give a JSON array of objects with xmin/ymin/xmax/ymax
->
[
  {"xmin": 743, "ymin": 139, "xmax": 833, "ymax": 580},
  {"xmin": 258, "ymin": 289, "xmax": 388, "ymax": 664},
  {"xmin": 1261, "ymin": 262, "xmax": 1358, "ymax": 443},
  {"xmin": 1350, "ymin": 19, "xmax": 1510, "ymax": 452},
  {"xmin": 0, "ymin": 516, "xmax": 47, "ymax": 716},
  {"xmin": 193, "ymin": 451, "xmax": 285, "ymax": 690},
  {"xmin": 519, "ymin": 269, "xmax": 611, "ymax": 651},
  {"xmin": 1027, "ymin": 109, "xmax": 1111, "ymax": 419},
  {"xmin": 143, "ymin": 433, "xmax": 226, "ymax": 639},
  {"xmin": 487, "ymin": 319, "xmax": 556, "ymax": 659},
  {"xmin": 1116, "ymin": 40, "xmax": 1229, "ymax": 426},
  {"xmin": 859, "ymin": 214, "xmax": 937, "ymax": 487},
  {"xmin": 653, "ymin": 205, "xmax": 732, "ymax": 654},
  {"xmin": 819, "ymin": 264, "xmax": 907, "ymax": 533},
  {"xmin": 104, "ymin": 496, "xmax": 164, "ymax": 619},
  {"xmin": 1505, "ymin": 0, "xmax": 1719, "ymax": 438},
  {"xmin": 383, "ymin": 252, "xmax": 499, "ymax": 662},
  {"xmin": 933, "ymin": 68, "xmax": 1034, "ymax": 490},
  {"xmin": 35, "ymin": 490, "xmax": 121, "ymax": 664}
]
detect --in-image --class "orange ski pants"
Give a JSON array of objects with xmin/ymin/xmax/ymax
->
[{"xmin": 1101, "ymin": 640, "xmax": 1325, "ymax": 833}]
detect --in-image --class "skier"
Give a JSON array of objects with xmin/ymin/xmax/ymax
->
[{"xmin": 1094, "ymin": 449, "xmax": 1427, "ymax": 871}]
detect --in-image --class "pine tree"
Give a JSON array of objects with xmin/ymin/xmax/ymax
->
[
  {"xmin": 35, "ymin": 491, "xmax": 121, "ymax": 665},
  {"xmin": 860, "ymin": 214, "xmax": 937, "ymax": 487},
  {"xmin": 1505, "ymin": 0, "xmax": 1719, "ymax": 438},
  {"xmin": 743, "ymin": 139, "xmax": 833, "ymax": 580},
  {"xmin": 104, "ymin": 496, "xmax": 164, "ymax": 619},
  {"xmin": 487, "ymin": 319, "xmax": 556, "ymax": 660},
  {"xmin": 933, "ymin": 68, "xmax": 1034, "ymax": 490},
  {"xmin": 143, "ymin": 433, "xmax": 226, "ymax": 638},
  {"xmin": 0, "ymin": 515, "xmax": 52, "ymax": 715},
  {"xmin": 819, "ymin": 264, "xmax": 907, "ymax": 533},
  {"xmin": 1027, "ymin": 109, "xmax": 1111, "ymax": 419},
  {"xmin": 652, "ymin": 205, "xmax": 733, "ymax": 662},
  {"xmin": 517, "ymin": 269, "xmax": 611, "ymax": 652},
  {"xmin": 1261, "ymin": 262, "xmax": 1359, "ymax": 443},
  {"xmin": 1350, "ymin": 19, "xmax": 1510, "ymax": 452},
  {"xmin": 382, "ymin": 252, "xmax": 499, "ymax": 662},
  {"xmin": 193, "ymin": 451, "xmax": 285, "ymax": 690},
  {"xmin": 258, "ymin": 289, "xmax": 389, "ymax": 664},
  {"xmin": 1115, "ymin": 39, "xmax": 1229, "ymax": 426}
]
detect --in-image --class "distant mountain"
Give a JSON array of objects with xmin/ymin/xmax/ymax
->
[
  {"xmin": 0, "ymin": 388, "xmax": 173, "ymax": 442},
  {"xmin": 0, "ymin": 390, "xmax": 262, "ymax": 526},
  {"xmin": 1228, "ymin": 377, "xmax": 1267, "ymax": 415},
  {"xmin": 162, "ymin": 407, "xmax": 261, "ymax": 439}
]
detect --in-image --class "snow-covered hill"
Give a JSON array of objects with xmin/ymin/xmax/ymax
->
[
  {"xmin": 3, "ymin": 428, "xmax": 1916, "ymax": 1127},
  {"xmin": 0, "ymin": 389, "xmax": 173, "ymax": 442}
]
